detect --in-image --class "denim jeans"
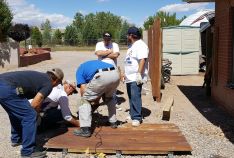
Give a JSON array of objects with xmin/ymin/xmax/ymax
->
[
  {"xmin": 0, "ymin": 81, "xmax": 37, "ymax": 156},
  {"xmin": 38, "ymin": 107, "xmax": 63, "ymax": 131},
  {"xmin": 126, "ymin": 82, "xmax": 142, "ymax": 121}
]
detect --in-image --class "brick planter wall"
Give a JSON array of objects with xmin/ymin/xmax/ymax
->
[{"xmin": 19, "ymin": 48, "xmax": 51, "ymax": 67}]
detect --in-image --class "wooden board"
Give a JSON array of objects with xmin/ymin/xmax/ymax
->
[
  {"xmin": 45, "ymin": 123, "xmax": 192, "ymax": 155},
  {"xmin": 162, "ymin": 96, "xmax": 174, "ymax": 120}
]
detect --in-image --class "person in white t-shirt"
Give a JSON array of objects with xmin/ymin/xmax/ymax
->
[
  {"xmin": 95, "ymin": 32, "xmax": 122, "ymax": 110},
  {"xmin": 124, "ymin": 26, "xmax": 149, "ymax": 127},
  {"xmin": 37, "ymin": 80, "xmax": 80, "ymax": 131},
  {"xmin": 95, "ymin": 32, "xmax": 120, "ymax": 67}
]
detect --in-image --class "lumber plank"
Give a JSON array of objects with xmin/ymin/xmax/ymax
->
[
  {"xmin": 45, "ymin": 123, "xmax": 192, "ymax": 155},
  {"xmin": 162, "ymin": 96, "xmax": 174, "ymax": 120}
]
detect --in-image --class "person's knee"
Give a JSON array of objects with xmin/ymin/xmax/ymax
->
[{"xmin": 78, "ymin": 98, "xmax": 91, "ymax": 112}]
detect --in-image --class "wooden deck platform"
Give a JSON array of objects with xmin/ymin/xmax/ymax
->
[{"xmin": 44, "ymin": 123, "xmax": 192, "ymax": 155}]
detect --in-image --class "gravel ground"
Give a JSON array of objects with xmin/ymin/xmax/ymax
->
[{"xmin": 0, "ymin": 51, "xmax": 233, "ymax": 158}]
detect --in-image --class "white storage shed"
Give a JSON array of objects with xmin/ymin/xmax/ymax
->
[{"xmin": 162, "ymin": 26, "xmax": 201, "ymax": 75}]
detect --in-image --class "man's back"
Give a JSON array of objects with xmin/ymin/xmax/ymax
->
[{"xmin": 0, "ymin": 71, "xmax": 52, "ymax": 99}]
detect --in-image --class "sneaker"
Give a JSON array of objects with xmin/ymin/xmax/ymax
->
[
  {"xmin": 132, "ymin": 120, "xmax": 140, "ymax": 127},
  {"xmin": 73, "ymin": 127, "xmax": 91, "ymax": 137},
  {"xmin": 11, "ymin": 141, "xmax": 22, "ymax": 147},
  {"xmin": 21, "ymin": 151, "xmax": 47, "ymax": 158}
]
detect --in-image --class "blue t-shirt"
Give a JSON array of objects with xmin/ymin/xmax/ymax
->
[
  {"xmin": 76, "ymin": 60, "xmax": 113, "ymax": 87},
  {"xmin": 0, "ymin": 71, "xmax": 53, "ymax": 99}
]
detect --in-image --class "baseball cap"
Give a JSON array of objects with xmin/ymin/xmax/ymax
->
[
  {"xmin": 47, "ymin": 68, "xmax": 64, "ymax": 82},
  {"xmin": 103, "ymin": 32, "xmax": 112, "ymax": 39},
  {"xmin": 127, "ymin": 26, "xmax": 141, "ymax": 37},
  {"xmin": 64, "ymin": 80, "xmax": 78, "ymax": 94}
]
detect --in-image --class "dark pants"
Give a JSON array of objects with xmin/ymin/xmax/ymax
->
[
  {"xmin": 126, "ymin": 82, "xmax": 142, "ymax": 121},
  {"xmin": 38, "ymin": 107, "xmax": 63, "ymax": 131},
  {"xmin": 0, "ymin": 81, "xmax": 37, "ymax": 156}
]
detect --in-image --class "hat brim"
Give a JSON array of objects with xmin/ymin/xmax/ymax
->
[
  {"xmin": 47, "ymin": 70, "xmax": 63, "ymax": 82},
  {"xmin": 73, "ymin": 89, "xmax": 78, "ymax": 94},
  {"xmin": 69, "ymin": 84, "xmax": 78, "ymax": 94}
]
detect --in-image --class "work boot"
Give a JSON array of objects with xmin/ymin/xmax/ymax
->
[
  {"xmin": 11, "ymin": 139, "xmax": 22, "ymax": 147},
  {"xmin": 73, "ymin": 127, "xmax": 91, "ymax": 137},
  {"xmin": 11, "ymin": 141, "xmax": 22, "ymax": 147},
  {"xmin": 21, "ymin": 151, "xmax": 46, "ymax": 158},
  {"xmin": 109, "ymin": 122, "xmax": 118, "ymax": 129}
]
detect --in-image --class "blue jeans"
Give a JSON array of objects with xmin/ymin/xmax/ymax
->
[
  {"xmin": 38, "ymin": 107, "xmax": 63, "ymax": 131},
  {"xmin": 126, "ymin": 82, "xmax": 142, "ymax": 121},
  {"xmin": 0, "ymin": 81, "xmax": 37, "ymax": 156}
]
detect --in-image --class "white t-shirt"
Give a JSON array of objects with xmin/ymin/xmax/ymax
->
[
  {"xmin": 41, "ymin": 84, "xmax": 72, "ymax": 121},
  {"xmin": 124, "ymin": 39, "xmax": 149, "ymax": 83},
  {"xmin": 95, "ymin": 41, "xmax": 119, "ymax": 66}
]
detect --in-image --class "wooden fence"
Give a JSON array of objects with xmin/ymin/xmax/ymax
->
[{"xmin": 148, "ymin": 18, "xmax": 162, "ymax": 102}]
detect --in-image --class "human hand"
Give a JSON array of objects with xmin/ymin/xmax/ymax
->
[{"xmin": 136, "ymin": 72, "xmax": 143, "ymax": 85}]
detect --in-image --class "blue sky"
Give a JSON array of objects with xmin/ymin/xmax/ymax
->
[{"xmin": 6, "ymin": 0, "xmax": 215, "ymax": 29}]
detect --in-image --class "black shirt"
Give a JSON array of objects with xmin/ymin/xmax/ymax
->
[{"xmin": 0, "ymin": 71, "xmax": 53, "ymax": 99}]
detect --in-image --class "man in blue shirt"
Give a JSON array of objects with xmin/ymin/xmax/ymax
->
[
  {"xmin": 74, "ymin": 60, "xmax": 120, "ymax": 137},
  {"xmin": 0, "ymin": 68, "xmax": 64, "ymax": 158}
]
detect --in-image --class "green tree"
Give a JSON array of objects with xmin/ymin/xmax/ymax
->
[
  {"xmin": 143, "ymin": 16, "xmax": 155, "ymax": 30},
  {"xmin": 73, "ymin": 12, "xmax": 84, "ymax": 45},
  {"xmin": 64, "ymin": 25, "xmax": 78, "ymax": 46},
  {"xmin": 95, "ymin": 12, "xmax": 122, "ymax": 40},
  {"xmin": 31, "ymin": 27, "xmax": 43, "ymax": 47},
  {"xmin": 81, "ymin": 12, "xmax": 122, "ymax": 45},
  {"xmin": 0, "ymin": 0, "xmax": 13, "ymax": 42},
  {"xmin": 119, "ymin": 20, "xmax": 131, "ymax": 44},
  {"xmin": 41, "ymin": 19, "xmax": 52, "ymax": 45},
  {"xmin": 143, "ymin": 11, "xmax": 186, "ymax": 29},
  {"xmin": 73, "ymin": 12, "xmax": 84, "ymax": 31},
  {"xmin": 52, "ymin": 29, "xmax": 62, "ymax": 45},
  {"xmin": 82, "ymin": 13, "xmax": 98, "ymax": 45}
]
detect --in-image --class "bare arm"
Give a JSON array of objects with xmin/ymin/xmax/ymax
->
[
  {"xmin": 95, "ymin": 49, "xmax": 112, "ymax": 57},
  {"xmin": 31, "ymin": 92, "xmax": 45, "ymax": 112},
  {"xmin": 68, "ymin": 117, "xmax": 80, "ymax": 127},
  {"xmin": 106, "ymin": 52, "xmax": 120, "ymax": 60}
]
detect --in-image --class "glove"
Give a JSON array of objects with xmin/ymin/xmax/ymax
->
[{"xmin": 136, "ymin": 72, "xmax": 143, "ymax": 85}]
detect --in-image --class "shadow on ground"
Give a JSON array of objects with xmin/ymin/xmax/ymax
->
[
  {"xmin": 37, "ymin": 124, "xmax": 68, "ymax": 150},
  {"xmin": 178, "ymin": 85, "xmax": 234, "ymax": 143},
  {"xmin": 125, "ymin": 106, "xmax": 151, "ymax": 119}
]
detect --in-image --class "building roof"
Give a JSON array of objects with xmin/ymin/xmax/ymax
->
[{"xmin": 180, "ymin": 9, "xmax": 215, "ymax": 27}]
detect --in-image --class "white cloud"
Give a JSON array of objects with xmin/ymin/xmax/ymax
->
[
  {"xmin": 121, "ymin": 16, "xmax": 130, "ymax": 21},
  {"xmin": 159, "ymin": 3, "xmax": 210, "ymax": 13},
  {"xmin": 6, "ymin": 0, "xmax": 72, "ymax": 29},
  {"xmin": 6, "ymin": 0, "xmax": 26, "ymax": 6}
]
